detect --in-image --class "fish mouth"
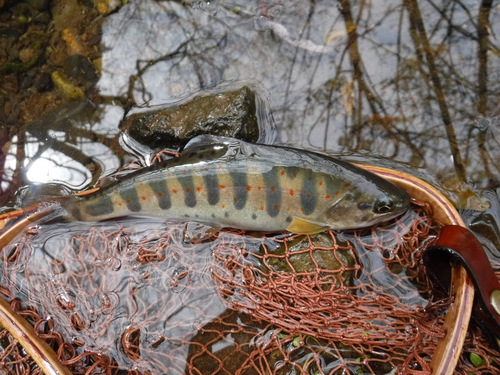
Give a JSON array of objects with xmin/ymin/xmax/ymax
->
[{"xmin": 394, "ymin": 191, "xmax": 412, "ymax": 215}]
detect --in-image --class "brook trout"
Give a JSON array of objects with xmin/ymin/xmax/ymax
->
[{"xmin": 64, "ymin": 135, "xmax": 410, "ymax": 234}]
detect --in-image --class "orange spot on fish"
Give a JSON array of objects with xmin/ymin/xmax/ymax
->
[
  {"xmin": 318, "ymin": 181, "xmax": 323, "ymax": 186},
  {"xmin": 274, "ymin": 204, "xmax": 279, "ymax": 210},
  {"xmin": 293, "ymin": 173, "xmax": 297, "ymax": 177},
  {"xmin": 258, "ymin": 186, "xmax": 262, "ymax": 191},
  {"xmin": 142, "ymin": 196, "xmax": 147, "ymax": 200},
  {"xmin": 260, "ymin": 205, "xmax": 264, "ymax": 210},
  {"xmin": 158, "ymin": 192, "xmax": 163, "ymax": 197},
  {"xmin": 219, "ymin": 185, "xmax": 226, "ymax": 189},
  {"xmin": 271, "ymin": 186, "xmax": 275, "ymax": 191},
  {"xmin": 126, "ymin": 199, "xmax": 131, "ymax": 203},
  {"xmin": 186, "ymin": 188, "xmax": 191, "ymax": 192},
  {"xmin": 247, "ymin": 185, "xmax": 252, "ymax": 191},
  {"xmin": 306, "ymin": 194, "xmax": 311, "ymax": 198},
  {"xmin": 118, "ymin": 203, "xmax": 123, "ymax": 206},
  {"xmin": 335, "ymin": 191, "xmax": 340, "ymax": 195},
  {"xmin": 325, "ymin": 195, "xmax": 331, "ymax": 199},
  {"xmin": 196, "ymin": 187, "xmax": 201, "ymax": 192},
  {"xmin": 280, "ymin": 170, "xmax": 285, "ymax": 176},
  {"xmin": 222, "ymin": 204, "xmax": 226, "ymax": 208},
  {"xmin": 301, "ymin": 207, "xmax": 305, "ymax": 212},
  {"xmin": 290, "ymin": 189, "xmax": 294, "ymax": 196},
  {"xmin": 211, "ymin": 201, "xmax": 216, "ymax": 205},
  {"xmin": 91, "ymin": 207, "xmax": 95, "ymax": 210},
  {"xmin": 234, "ymin": 198, "xmax": 238, "ymax": 202},
  {"xmin": 172, "ymin": 189, "xmax": 177, "ymax": 194}
]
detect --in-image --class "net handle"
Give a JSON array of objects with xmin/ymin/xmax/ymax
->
[{"xmin": 356, "ymin": 164, "xmax": 473, "ymax": 375}]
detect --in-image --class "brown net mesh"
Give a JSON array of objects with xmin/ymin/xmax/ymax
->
[{"xmin": 0, "ymin": 174, "xmax": 499, "ymax": 374}]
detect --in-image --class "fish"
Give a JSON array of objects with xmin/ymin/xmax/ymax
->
[{"xmin": 63, "ymin": 135, "xmax": 411, "ymax": 234}]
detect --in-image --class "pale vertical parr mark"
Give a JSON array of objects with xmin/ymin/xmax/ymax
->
[
  {"xmin": 148, "ymin": 179, "xmax": 171, "ymax": 210},
  {"xmin": 300, "ymin": 169, "xmax": 317, "ymax": 215},
  {"xmin": 177, "ymin": 175, "xmax": 196, "ymax": 208},
  {"xmin": 229, "ymin": 171, "xmax": 248, "ymax": 210},
  {"xmin": 262, "ymin": 167, "xmax": 281, "ymax": 217},
  {"xmin": 203, "ymin": 173, "xmax": 219, "ymax": 205},
  {"xmin": 120, "ymin": 187, "xmax": 142, "ymax": 212}
]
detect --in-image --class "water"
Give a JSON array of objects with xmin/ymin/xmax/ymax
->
[
  {"xmin": 0, "ymin": 209, "xmax": 434, "ymax": 374},
  {"xmin": 1, "ymin": 219, "xmax": 226, "ymax": 373}
]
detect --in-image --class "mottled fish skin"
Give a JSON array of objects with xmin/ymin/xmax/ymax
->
[{"xmin": 64, "ymin": 135, "xmax": 411, "ymax": 233}]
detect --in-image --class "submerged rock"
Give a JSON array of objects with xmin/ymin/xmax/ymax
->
[
  {"xmin": 264, "ymin": 233, "xmax": 358, "ymax": 292},
  {"xmin": 122, "ymin": 86, "xmax": 260, "ymax": 149},
  {"xmin": 51, "ymin": 70, "xmax": 85, "ymax": 100},
  {"xmin": 63, "ymin": 54, "xmax": 97, "ymax": 82}
]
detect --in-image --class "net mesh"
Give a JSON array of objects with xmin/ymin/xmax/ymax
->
[{"xmin": 0, "ymin": 173, "xmax": 499, "ymax": 374}]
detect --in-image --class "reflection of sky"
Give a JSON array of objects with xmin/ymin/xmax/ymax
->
[
  {"xmin": 15, "ymin": 105, "xmax": 123, "ymax": 189},
  {"xmin": 25, "ymin": 147, "xmax": 90, "ymax": 187},
  {"xmin": 2, "ymin": 136, "xmax": 19, "ymax": 193},
  {"xmin": 98, "ymin": 1, "xmax": 192, "ymax": 100}
]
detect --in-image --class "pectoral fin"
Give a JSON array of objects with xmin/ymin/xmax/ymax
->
[{"xmin": 286, "ymin": 217, "xmax": 329, "ymax": 235}]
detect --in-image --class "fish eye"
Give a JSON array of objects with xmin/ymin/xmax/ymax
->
[{"xmin": 374, "ymin": 200, "xmax": 394, "ymax": 214}]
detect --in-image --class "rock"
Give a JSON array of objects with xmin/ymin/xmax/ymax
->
[
  {"xmin": 122, "ymin": 86, "xmax": 260, "ymax": 149},
  {"xmin": 51, "ymin": 70, "xmax": 85, "ymax": 100},
  {"xmin": 18, "ymin": 47, "xmax": 37, "ymax": 63},
  {"xmin": 94, "ymin": 0, "xmax": 124, "ymax": 15},
  {"xmin": 34, "ymin": 71, "xmax": 52, "ymax": 92},
  {"xmin": 63, "ymin": 54, "xmax": 97, "ymax": 82},
  {"xmin": 265, "ymin": 233, "xmax": 357, "ymax": 291}
]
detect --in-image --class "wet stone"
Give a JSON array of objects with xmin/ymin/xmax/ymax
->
[
  {"xmin": 33, "ymin": 71, "xmax": 52, "ymax": 92},
  {"xmin": 18, "ymin": 47, "xmax": 37, "ymax": 63},
  {"xmin": 265, "ymin": 233, "xmax": 358, "ymax": 292},
  {"xmin": 63, "ymin": 54, "xmax": 97, "ymax": 82},
  {"xmin": 122, "ymin": 86, "xmax": 260, "ymax": 149}
]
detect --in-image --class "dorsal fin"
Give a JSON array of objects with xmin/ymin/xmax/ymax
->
[
  {"xmin": 182, "ymin": 134, "xmax": 236, "ymax": 151},
  {"xmin": 180, "ymin": 135, "xmax": 249, "ymax": 162}
]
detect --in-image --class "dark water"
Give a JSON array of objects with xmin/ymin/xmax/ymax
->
[{"xmin": 1, "ymin": 0, "xmax": 500, "ymax": 374}]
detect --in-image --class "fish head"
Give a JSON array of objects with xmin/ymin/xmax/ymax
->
[{"xmin": 322, "ymin": 180, "xmax": 411, "ymax": 230}]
